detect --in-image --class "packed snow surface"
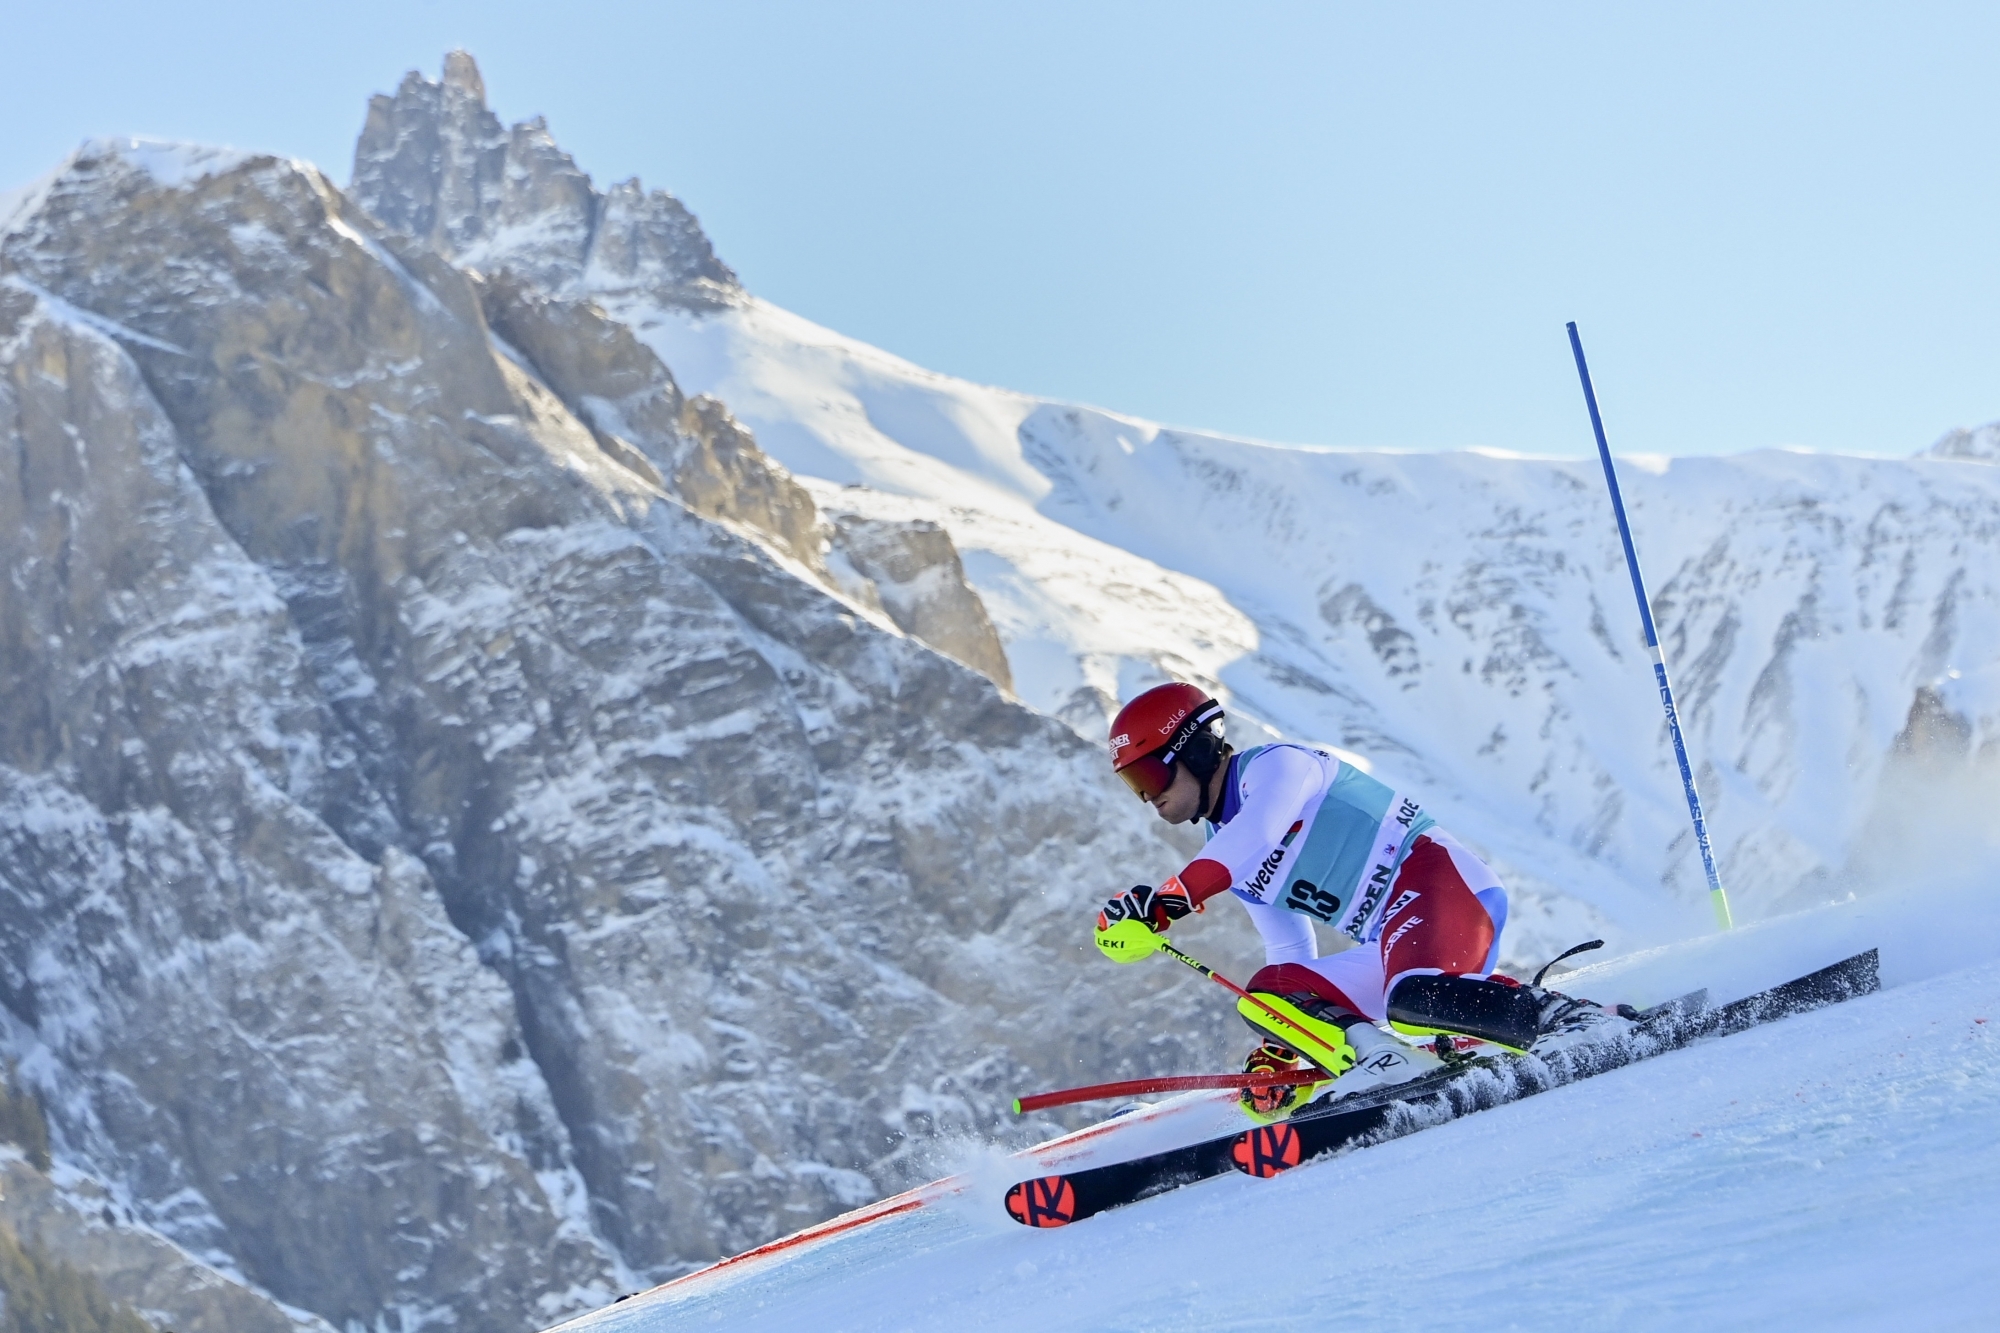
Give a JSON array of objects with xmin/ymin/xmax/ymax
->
[{"xmin": 552, "ymin": 873, "xmax": 2000, "ymax": 1332}]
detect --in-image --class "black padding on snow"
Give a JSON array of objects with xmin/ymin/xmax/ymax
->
[{"xmin": 1387, "ymin": 974, "xmax": 1542, "ymax": 1051}]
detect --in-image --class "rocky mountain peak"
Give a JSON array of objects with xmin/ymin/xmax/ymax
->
[
  {"xmin": 442, "ymin": 47, "xmax": 486, "ymax": 101},
  {"xmin": 350, "ymin": 51, "xmax": 738, "ymax": 307},
  {"xmin": 1926, "ymin": 422, "xmax": 2000, "ymax": 462}
]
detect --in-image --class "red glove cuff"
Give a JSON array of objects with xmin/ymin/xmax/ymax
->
[{"xmin": 1176, "ymin": 859, "xmax": 1233, "ymax": 908}]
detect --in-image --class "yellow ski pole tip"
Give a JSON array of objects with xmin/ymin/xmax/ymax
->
[{"xmin": 1010, "ymin": 1098, "xmax": 1023, "ymax": 1115}]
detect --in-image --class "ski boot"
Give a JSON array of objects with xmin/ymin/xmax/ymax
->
[
  {"xmin": 1385, "ymin": 973, "xmax": 1635, "ymax": 1055},
  {"xmin": 1321, "ymin": 1019, "xmax": 1445, "ymax": 1099},
  {"xmin": 1526, "ymin": 987, "xmax": 1638, "ymax": 1055},
  {"xmin": 1236, "ymin": 991, "xmax": 1440, "ymax": 1116}
]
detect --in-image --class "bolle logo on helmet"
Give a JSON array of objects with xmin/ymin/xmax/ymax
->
[{"xmin": 1156, "ymin": 708, "xmax": 1189, "ymax": 735}]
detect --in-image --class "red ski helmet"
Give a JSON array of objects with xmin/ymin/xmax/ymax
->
[{"xmin": 1108, "ymin": 683, "xmax": 1224, "ymax": 800}]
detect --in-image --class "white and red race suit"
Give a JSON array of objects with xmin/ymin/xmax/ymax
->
[{"xmin": 1164, "ymin": 743, "xmax": 1509, "ymax": 1021}]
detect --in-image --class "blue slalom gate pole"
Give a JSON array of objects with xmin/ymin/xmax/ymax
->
[{"xmin": 1565, "ymin": 322, "xmax": 1734, "ymax": 931}]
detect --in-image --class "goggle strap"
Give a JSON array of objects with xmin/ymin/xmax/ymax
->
[{"xmin": 1161, "ymin": 701, "xmax": 1224, "ymax": 764}]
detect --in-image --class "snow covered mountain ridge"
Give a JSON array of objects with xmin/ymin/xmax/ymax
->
[
  {"xmin": 1927, "ymin": 421, "xmax": 2000, "ymax": 462},
  {"xmin": 1, "ymin": 49, "xmax": 1996, "ymax": 1333},
  {"xmin": 344, "ymin": 58, "xmax": 2000, "ymax": 951}
]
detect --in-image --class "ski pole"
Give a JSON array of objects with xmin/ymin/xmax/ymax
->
[
  {"xmin": 1565, "ymin": 322, "xmax": 1735, "ymax": 931},
  {"xmin": 1012, "ymin": 1068, "xmax": 1328, "ymax": 1115},
  {"xmin": 1152, "ymin": 939, "xmax": 1342, "ymax": 1074}
]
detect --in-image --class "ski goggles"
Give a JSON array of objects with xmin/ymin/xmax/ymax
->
[{"xmin": 1116, "ymin": 751, "xmax": 1178, "ymax": 801}]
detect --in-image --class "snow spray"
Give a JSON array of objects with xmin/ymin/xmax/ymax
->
[{"xmin": 1566, "ymin": 322, "xmax": 1735, "ymax": 931}]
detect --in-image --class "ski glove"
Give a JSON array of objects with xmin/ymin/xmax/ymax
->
[{"xmin": 1093, "ymin": 881, "xmax": 1194, "ymax": 963}]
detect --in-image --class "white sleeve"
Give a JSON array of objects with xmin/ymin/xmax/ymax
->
[
  {"xmin": 1177, "ymin": 745, "xmax": 1321, "ymax": 903},
  {"xmin": 1236, "ymin": 894, "xmax": 1318, "ymax": 966}
]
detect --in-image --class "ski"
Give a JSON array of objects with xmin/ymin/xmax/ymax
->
[{"xmin": 1003, "ymin": 949, "xmax": 1878, "ymax": 1227}]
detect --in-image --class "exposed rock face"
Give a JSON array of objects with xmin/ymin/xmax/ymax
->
[
  {"xmin": 0, "ymin": 167, "xmax": 623, "ymax": 1325},
  {"xmin": 670, "ymin": 395, "xmax": 829, "ymax": 575},
  {"xmin": 0, "ymin": 138, "xmax": 1234, "ymax": 1332},
  {"xmin": 351, "ymin": 51, "xmax": 737, "ymax": 308},
  {"xmin": 829, "ymin": 514, "xmax": 1015, "ymax": 690},
  {"xmin": 0, "ymin": 1154, "xmax": 333, "ymax": 1333},
  {"xmin": 477, "ymin": 272, "xmax": 684, "ymax": 484},
  {"xmin": 475, "ymin": 275, "xmax": 826, "ymax": 576}
]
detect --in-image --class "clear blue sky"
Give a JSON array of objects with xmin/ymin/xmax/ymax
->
[{"xmin": 6, "ymin": 2, "xmax": 1999, "ymax": 457}]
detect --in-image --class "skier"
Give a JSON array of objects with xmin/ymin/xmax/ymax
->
[{"xmin": 1094, "ymin": 682, "xmax": 1630, "ymax": 1116}]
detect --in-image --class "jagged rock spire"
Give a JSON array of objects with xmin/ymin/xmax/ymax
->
[
  {"xmin": 349, "ymin": 51, "xmax": 738, "ymax": 307},
  {"xmin": 441, "ymin": 47, "xmax": 485, "ymax": 101}
]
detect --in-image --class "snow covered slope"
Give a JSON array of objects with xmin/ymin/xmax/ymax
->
[{"xmin": 551, "ymin": 867, "xmax": 2000, "ymax": 1333}]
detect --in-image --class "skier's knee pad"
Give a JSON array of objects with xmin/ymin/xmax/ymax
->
[
  {"xmin": 1386, "ymin": 973, "xmax": 1541, "ymax": 1053},
  {"xmin": 1245, "ymin": 963, "xmax": 1367, "ymax": 1013}
]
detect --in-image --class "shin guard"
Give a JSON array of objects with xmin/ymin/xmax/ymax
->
[
  {"xmin": 1236, "ymin": 993, "xmax": 1357, "ymax": 1077},
  {"xmin": 1386, "ymin": 974, "xmax": 1541, "ymax": 1053}
]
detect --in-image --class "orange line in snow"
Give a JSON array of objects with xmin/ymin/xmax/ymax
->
[
  {"xmin": 645, "ymin": 1090, "xmax": 1238, "ymax": 1296},
  {"xmin": 1029, "ymin": 1090, "xmax": 1238, "ymax": 1162},
  {"xmin": 652, "ymin": 1184, "xmax": 952, "ymax": 1292}
]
